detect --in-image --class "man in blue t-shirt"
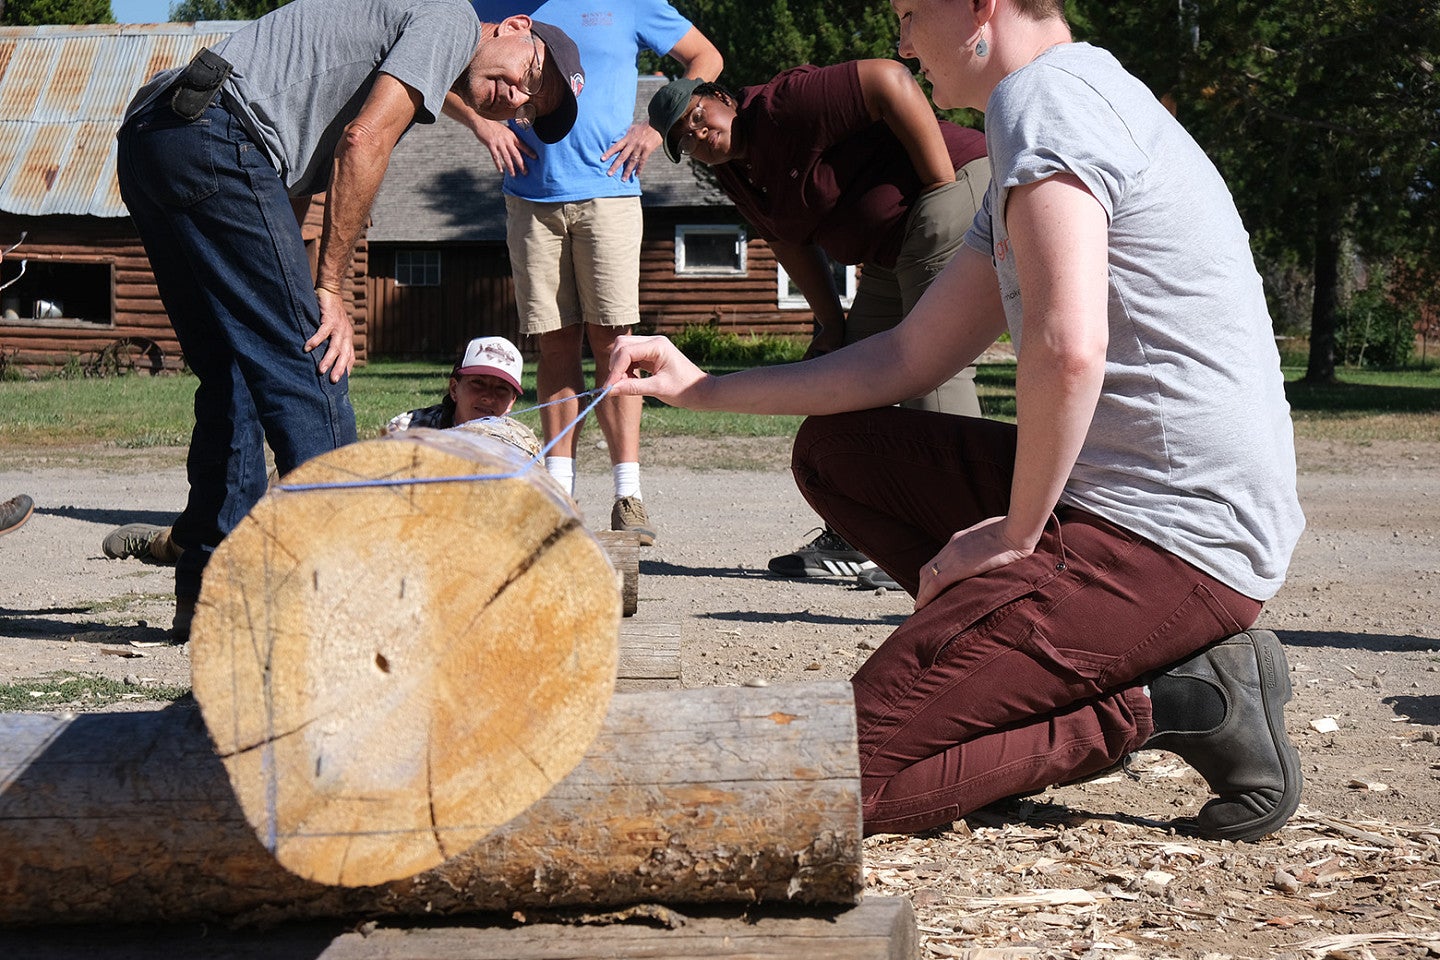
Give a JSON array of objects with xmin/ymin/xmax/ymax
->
[{"xmin": 449, "ymin": 1, "xmax": 722, "ymax": 545}]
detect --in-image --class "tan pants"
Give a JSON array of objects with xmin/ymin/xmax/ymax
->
[{"xmin": 843, "ymin": 156, "xmax": 991, "ymax": 417}]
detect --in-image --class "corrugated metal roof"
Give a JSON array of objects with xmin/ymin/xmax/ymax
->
[{"xmin": 0, "ymin": 22, "xmax": 243, "ymax": 218}]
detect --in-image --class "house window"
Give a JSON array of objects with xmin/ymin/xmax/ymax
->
[
  {"xmin": 394, "ymin": 249, "xmax": 442, "ymax": 287},
  {"xmin": 777, "ymin": 258, "xmax": 857, "ymax": 310},
  {"xmin": 674, "ymin": 224, "xmax": 746, "ymax": 275},
  {"xmin": 0, "ymin": 260, "xmax": 113, "ymax": 327}
]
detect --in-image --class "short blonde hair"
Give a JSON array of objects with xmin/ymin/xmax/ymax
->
[{"xmin": 1010, "ymin": 0, "xmax": 1066, "ymax": 21}]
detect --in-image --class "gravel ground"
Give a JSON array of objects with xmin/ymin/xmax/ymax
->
[{"xmin": 1, "ymin": 434, "xmax": 1438, "ymax": 958}]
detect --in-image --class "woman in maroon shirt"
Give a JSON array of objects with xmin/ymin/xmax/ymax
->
[{"xmin": 649, "ymin": 59, "xmax": 990, "ymax": 583}]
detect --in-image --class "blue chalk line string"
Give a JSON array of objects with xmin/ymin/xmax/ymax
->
[{"xmin": 273, "ymin": 384, "xmax": 614, "ymax": 493}]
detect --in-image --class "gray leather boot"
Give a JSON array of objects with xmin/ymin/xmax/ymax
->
[{"xmin": 1144, "ymin": 630, "xmax": 1302, "ymax": 841}]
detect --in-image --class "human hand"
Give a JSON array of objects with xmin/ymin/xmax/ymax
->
[
  {"xmin": 306, "ymin": 287, "xmax": 356, "ymax": 383},
  {"xmin": 472, "ymin": 117, "xmax": 536, "ymax": 176},
  {"xmin": 603, "ymin": 334, "xmax": 710, "ymax": 407},
  {"xmin": 914, "ymin": 515, "xmax": 1035, "ymax": 611},
  {"xmin": 601, "ymin": 123, "xmax": 661, "ymax": 181},
  {"xmin": 802, "ymin": 322, "xmax": 844, "ymax": 360}
]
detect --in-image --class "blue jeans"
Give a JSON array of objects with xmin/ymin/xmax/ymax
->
[{"xmin": 117, "ymin": 97, "xmax": 357, "ymax": 600}]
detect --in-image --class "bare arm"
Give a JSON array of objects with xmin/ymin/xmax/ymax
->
[
  {"xmin": 443, "ymin": 91, "xmax": 537, "ymax": 176},
  {"xmin": 310, "ymin": 72, "xmax": 424, "ymax": 381},
  {"xmin": 854, "ymin": 59, "xmax": 954, "ymax": 192},
  {"xmin": 767, "ymin": 239, "xmax": 846, "ymax": 357},
  {"xmin": 913, "ymin": 173, "xmax": 1110, "ymax": 609},
  {"xmin": 605, "ymin": 242, "xmax": 1006, "ymax": 414},
  {"xmin": 603, "ymin": 26, "xmax": 724, "ymax": 180}
]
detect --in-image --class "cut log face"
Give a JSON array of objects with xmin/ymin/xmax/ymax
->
[{"xmin": 189, "ymin": 428, "xmax": 620, "ymax": 888}]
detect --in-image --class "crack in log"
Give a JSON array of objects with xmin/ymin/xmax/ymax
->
[{"xmin": 217, "ymin": 714, "xmax": 321, "ymax": 759}]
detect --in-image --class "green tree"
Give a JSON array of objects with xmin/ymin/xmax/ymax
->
[
  {"xmin": 1, "ymin": 0, "xmax": 113, "ymax": 24},
  {"xmin": 167, "ymin": 0, "xmax": 287, "ymax": 20},
  {"xmin": 1073, "ymin": 1, "xmax": 1440, "ymax": 382},
  {"xmin": 655, "ymin": 1, "xmax": 901, "ymax": 87}
]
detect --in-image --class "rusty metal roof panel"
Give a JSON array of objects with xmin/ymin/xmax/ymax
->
[{"xmin": 0, "ymin": 22, "xmax": 243, "ymax": 218}]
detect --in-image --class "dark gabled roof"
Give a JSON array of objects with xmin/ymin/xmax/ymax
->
[
  {"xmin": 368, "ymin": 75, "xmax": 730, "ymax": 243},
  {"xmin": 0, "ymin": 22, "xmax": 244, "ymax": 218}
]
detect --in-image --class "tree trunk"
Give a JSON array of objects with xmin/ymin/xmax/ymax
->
[
  {"xmin": 1305, "ymin": 204, "xmax": 1343, "ymax": 384},
  {"xmin": 190, "ymin": 427, "xmax": 621, "ymax": 887},
  {"xmin": 0, "ymin": 682, "xmax": 863, "ymax": 928}
]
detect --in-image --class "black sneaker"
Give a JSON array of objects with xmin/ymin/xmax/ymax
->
[
  {"xmin": 0, "ymin": 494, "xmax": 34, "ymax": 537},
  {"xmin": 768, "ymin": 528, "xmax": 875, "ymax": 578},
  {"xmin": 856, "ymin": 566, "xmax": 904, "ymax": 591}
]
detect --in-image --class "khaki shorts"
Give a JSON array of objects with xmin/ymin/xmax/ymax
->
[{"xmin": 505, "ymin": 195, "xmax": 642, "ymax": 335}]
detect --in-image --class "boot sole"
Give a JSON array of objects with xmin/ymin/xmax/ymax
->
[{"xmin": 1199, "ymin": 629, "xmax": 1303, "ymax": 842}]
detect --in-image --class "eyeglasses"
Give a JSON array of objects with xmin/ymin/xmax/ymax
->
[
  {"xmin": 513, "ymin": 35, "xmax": 545, "ymax": 128},
  {"xmin": 675, "ymin": 102, "xmax": 709, "ymax": 156}
]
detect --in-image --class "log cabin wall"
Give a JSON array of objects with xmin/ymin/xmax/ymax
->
[
  {"xmin": 364, "ymin": 241, "xmax": 517, "ymax": 361},
  {"xmin": 0, "ymin": 208, "xmax": 368, "ymax": 374},
  {"xmin": 639, "ymin": 209, "xmax": 816, "ymax": 340}
]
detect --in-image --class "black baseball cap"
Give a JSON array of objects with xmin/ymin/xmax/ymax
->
[
  {"xmin": 648, "ymin": 77, "xmax": 703, "ymax": 162},
  {"xmin": 528, "ymin": 20, "xmax": 585, "ymax": 144}
]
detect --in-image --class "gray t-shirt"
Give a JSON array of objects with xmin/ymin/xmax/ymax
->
[
  {"xmin": 126, "ymin": 0, "xmax": 481, "ymax": 196},
  {"xmin": 964, "ymin": 43, "xmax": 1304, "ymax": 600}
]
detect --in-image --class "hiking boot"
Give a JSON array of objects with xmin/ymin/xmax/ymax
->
[
  {"xmin": 611, "ymin": 495, "xmax": 656, "ymax": 546},
  {"xmin": 171, "ymin": 595, "xmax": 197, "ymax": 644},
  {"xmin": 0, "ymin": 494, "xmax": 34, "ymax": 537},
  {"xmin": 856, "ymin": 565, "xmax": 904, "ymax": 591},
  {"xmin": 1143, "ymin": 629, "xmax": 1302, "ymax": 842},
  {"xmin": 768, "ymin": 528, "xmax": 874, "ymax": 578},
  {"xmin": 102, "ymin": 523, "xmax": 165, "ymax": 560}
]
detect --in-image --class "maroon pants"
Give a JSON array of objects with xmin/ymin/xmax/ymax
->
[{"xmin": 791, "ymin": 409, "xmax": 1262, "ymax": 834}]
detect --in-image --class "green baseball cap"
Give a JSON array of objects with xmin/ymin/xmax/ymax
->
[{"xmin": 647, "ymin": 77, "xmax": 704, "ymax": 162}]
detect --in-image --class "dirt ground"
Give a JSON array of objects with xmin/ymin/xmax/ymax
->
[{"xmin": 1, "ymin": 434, "xmax": 1438, "ymax": 959}]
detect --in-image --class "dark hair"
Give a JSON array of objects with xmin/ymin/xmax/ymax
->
[{"xmin": 695, "ymin": 81, "xmax": 738, "ymax": 105}]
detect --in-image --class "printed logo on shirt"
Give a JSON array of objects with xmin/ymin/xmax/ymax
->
[
  {"xmin": 994, "ymin": 238, "xmax": 1010, "ymax": 262},
  {"xmin": 580, "ymin": 12, "xmax": 614, "ymax": 27},
  {"xmin": 571, "ymin": 73, "xmax": 585, "ymax": 96}
]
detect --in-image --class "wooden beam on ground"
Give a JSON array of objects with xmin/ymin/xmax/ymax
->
[
  {"xmin": 594, "ymin": 530, "xmax": 639, "ymax": 617},
  {"xmin": 0, "ymin": 682, "xmax": 862, "ymax": 928},
  {"xmin": 616, "ymin": 619, "xmax": 681, "ymax": 691},
  {"xmin": 0, "ymin": 898, "xmax": 916, "ymax": 960},
  {"xmin": 190, "ymin": 427, "xmax": 621, "ymax": 887}
]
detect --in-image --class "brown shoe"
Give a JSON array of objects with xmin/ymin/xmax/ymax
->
[
  {"xmin": 102, "ymin": 522, "xmax": 164, "ymax": 559},
  {"xmin": 610, "ymin": 495, "xmax": 656, "ymax": 546},
  {"xmin": 1144, "ymin": 630, "xmax": 1302, "ymax": 841},
  {"xmin": 0, "ymin": 494, "xmax": 35, "ymax": 537}
]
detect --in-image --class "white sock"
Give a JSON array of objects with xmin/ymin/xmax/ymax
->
[
  {"xmin": 613, "ymin": 461, "xmax": 641, "ymax": 500},
  {"xmin": 546, "ymin": 456, "xmax": 576, "ymax": 497}
]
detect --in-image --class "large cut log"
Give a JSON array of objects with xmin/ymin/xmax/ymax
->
[
  {"xmin": 190, "ymin": 426, "xmax": 620, "ymax": 887},
  {"xmin": 0, "ymin": 682, "xmax": 862, "ymax": 928},
  {"xmin": 0, "ymin": 898, "xmax": 916, "ymax": 960}
]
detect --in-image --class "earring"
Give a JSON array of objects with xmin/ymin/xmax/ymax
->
[{"xmin": 975, "ymin": 35, "xmax": 989, "ymax": 57}]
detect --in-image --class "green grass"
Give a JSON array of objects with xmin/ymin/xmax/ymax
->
[
  {"xmin": 2, "ymin": 354, "xmax": 1438, "ymax": 450},
  {"xmin": 0, "ymin": 672, "xmax": 190, "ymax": 711}
]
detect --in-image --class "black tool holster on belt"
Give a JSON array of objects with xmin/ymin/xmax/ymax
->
[{"xmin": 169, "ymin": 48, "xmax": 233, "ymax": 121}]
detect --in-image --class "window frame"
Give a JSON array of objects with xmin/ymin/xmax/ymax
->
[
  {"xmin": 393, "ymin": 248, "xmax": 443, "ymax": 288},
  {"xmin": 673, "ymin": 224, "xmax": 747, "ymax": 276},
  {"xmin": 776, "ymin": 259, "xmax": 857, "ymax": 311}
]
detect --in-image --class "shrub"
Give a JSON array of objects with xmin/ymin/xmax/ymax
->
[
  {"xmin": 1336, "ymin": 286, "xmax": 1418, "ymax": 369},
  {"xmin": 670, "ymin": 325, "xmax": 806, "ymax": 367}
]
